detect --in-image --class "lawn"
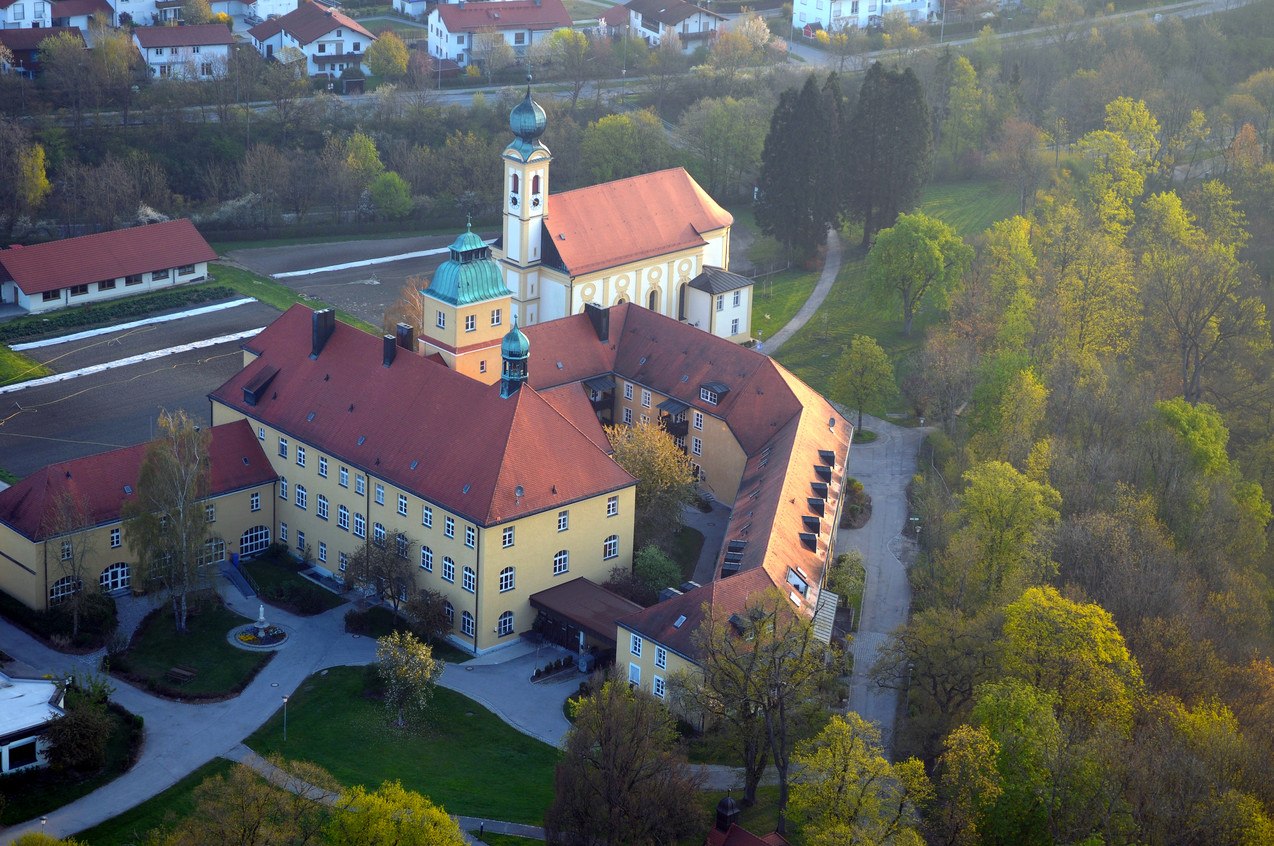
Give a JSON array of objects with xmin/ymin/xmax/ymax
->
[
  {"xmin": 240, "ymin": 553, "xmax": 345, "ymax": 616},
  {"xmin": 751, "ymin": 268, "xmax": 820, "ymax": 344},
  {"xmin": 671, "ymin": 526, "xmax": 705, "ymax": 581},
  {"xmin": 363, "ymin": 20, "xmax": 427, "ymax": 39},
  {"xmin": 342, "ymin": 605, "xmax": 474, "ymax": 663},
  {"xmin": 472, "ymin": 834, "xmax": 540, "ymax": 846},
  {"xmin": 246, "ymin": 667, "xmax": 559, "ymax": 825},
  {"xmin": 681, "ymin": 787, "xmax": 786, "ymax": 845},
  {"xmin": 920, "ymin": 179, "xmax": 1023, "ymax": 240},
  {"xmin": 209, "ymin": 264, "xmax": 379, "ymax": 335},
  {"xmin": 76, "ymin": 758, "xmax": 237, "ymax": 846},
  {"xmin": 562, "ymin": 0, "xmax": 609, "ymax": 20},
  {"xmin": 109, "ymin": 602, "xmax": 274, "ymax": 699},
  {"xmin": 0, "ymin": 344, "xmax": 52, "ymax": 388}
]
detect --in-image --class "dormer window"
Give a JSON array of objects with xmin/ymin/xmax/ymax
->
[
  {"xmin": 700, "ymin": 387, "xmax": 718, "ymax": 405},
  {"xmin": 787, "ymin": 568, "xmax": 809, "ymax": 596}
]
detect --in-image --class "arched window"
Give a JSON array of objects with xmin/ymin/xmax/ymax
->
[
  {"xmin": 648, "ymin": 289, "xmax": 659, "ymax": 311},
  {"xmin": 553, "ymin": 550, "xmax": 569, "ymax": 576},
  {"xmin": 421, "ymin": 546, "xmax": 433, "ymax": 571},
  {"xmin": 462, "ymin": 566, "xmax": 476, "ymax": 593},
  {"xmin": 295, "ymin": 484, "xmax": 307, "ymax": 510},
  {"xmin": 240, "ymin": 525, "xmax": 271, "ymax": 557},
  {"xmin": 499, "ymin": 566, "xmax": 515, "ymax": 592},
  {"xmin": 99, "ymin": 562, "xmax": 130, "ymax": 593},
  {"xmin": 373, "ymin": 522, "xmax": 386, "ymax": 547},
  {"xmin": 532, "ymin": 174, "xmax": 540, "ymax": 195},
  {"xmin": 461, "ymin": 611, "xmax": 475, "ymax": 637},
  {"xmin": 678, "ymin": 283, "xmax": 687, "ymax": 320},
  {"xmin": 603, "ymin": 534, "xmax": 619, "ymax": 560},
  {"xmin": 511, "ymin": 173, "xmax": 519, "ymax": 193},
  {"xmin": 49, "ymin": 576, "xmax": 81, "ymax": 605},
  {"xmin": 444, "ymin": 601, "xmax": 454, "ymax": 628},
  {"xmin": 616, "ymin": 296, "xmax": 627, "ymax": 305},
  {"xmin": 497, "ymin": 611, "xmax": 514, "ymax": 637},
  {"xmin": 198, "ymin": 538, "xmax": 226, "ymax": 567}
]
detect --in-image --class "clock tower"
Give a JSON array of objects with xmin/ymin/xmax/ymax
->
[{"xmin": 500, "ymin": 78, "xmax": 550, "ymax": 327}]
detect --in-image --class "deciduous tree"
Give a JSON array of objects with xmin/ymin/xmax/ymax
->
[
  {"xmin": 834, "ymin": 334, "xmax": 895, "ymax": 431},
  {"xmin": 366, "ymin": 32, "xmax": 408, "ymax": 81},
  {"xmin": 375, "ymin": 630, "xmax": 443, "ymax": 729},
  {"xmin": 345, "ymin": 527, "xmax": 416, "ymax": 619},
  {"xmin": 328, "ymin": 781, "xmax": 465, "ymax": 846},
  {"xmin": 867, "ymin": 212, "xmax": 972, "ymax": 336},
  {"xmin": 471, "ymin": 28, "xmax": 514, "ymax": 82},
  {"xmin": 543, "ymin": 29, "xmax": 591, "ymax": 109},
  {"xmin": 605, "ymin": 422, "xmax": 694, "ymax": 551},
  {"xmin": 368, "ymin": 171, "xmax": 412, "ymax": 219},
  {"xmin": 580, "ymin": 110, "xmax": 671, "ymax": 185}
]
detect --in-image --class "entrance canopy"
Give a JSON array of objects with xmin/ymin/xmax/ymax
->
[{"xmin": 530, "ymin": 577, "xmax": 642, "ymax": 646}]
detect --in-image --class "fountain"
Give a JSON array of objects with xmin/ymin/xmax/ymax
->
[{"xmin": 228, "ymin": 604, "xmax": 289, "ymax": 651}]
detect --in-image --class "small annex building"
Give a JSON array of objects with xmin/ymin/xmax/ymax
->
[
  {"xmin": 0, "ymin": 219, "xmax": 216, "ymax": 314},
  {"xmin": 0, "ymin": 673, "xmax": 65, "ymax": 774},
  {"xmin": 426, "ymin": 0, "xmax": 571, "ymax": 70}
]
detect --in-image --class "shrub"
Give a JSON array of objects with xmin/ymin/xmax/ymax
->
[
  {"xmin": 0, "ymin": 588, "xmax": 117, "ymax": 651},
  {"xmin": 0, "ymin": 286, "xmax": 237, "ymax": 344},
  {"xmin": 44, "ymin": 699, "xmax": 113, "ymax": 774}
]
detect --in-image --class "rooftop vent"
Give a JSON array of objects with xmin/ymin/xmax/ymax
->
[
  {"xmin": 814, "ymin": 465, "xmax": 833, "ymax": 482},
  {"xmin": 310, "ymin": 308, "xmax": 336, "ymax": 359},
  {"xmin": 410, "ymin": 460, "xmax": 419, "ymax": 470},
  {"xmin": 818, "ymin": 449, "xmax": 836, "ymax": 465},
  {"xmin": 306, "ymin": 411, "xmax": 316, "ymax": 422},
  {"xmin": 357, "ymin": 435, "xmax": 366, "ymax": 445},
  {"xmin": 395, "ymin": 322, "xmax": 414, "ymax": 350},
  {"xmin": 123, "ymin": 485, "xmax": 133, "ymax": 495},
  {"xmin": 463, "ymin": 483, "xmax": 471, "ymax": 494},
  {"xmin": 383, "ymin": 334, "xmax": 397, "ymax": 367},
  {"xmin": 807, "ymin": 497, "xmax": 825, "ymax": 516},
  {"xmin": 798, "ymin": 532, "xmax": 818, "ymax": 550}
]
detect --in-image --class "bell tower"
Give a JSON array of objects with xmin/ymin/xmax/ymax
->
[{"xmin": 499, "ymin": 76, "xmax": 550, "ymax": 328}]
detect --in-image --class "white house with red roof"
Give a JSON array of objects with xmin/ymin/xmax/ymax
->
[
  {"xmin": 0, "ymin": 219, "xmax": 217, "ymax": 314},
  {"xmin": 133, "ymin": 24, "xmax": 235, "ymax": 78},
  {"xmin": 611, "ymin": 0, "xmax": 724, "ymax": 46},
  {"xmin": 0, "ymin": 0, "xmax": 52, "ymax": 29},
  {"xmin": 247, "ymin": 0, "xmax": 375, "ymax": 77},
  {"xmin": 49, "ymin": 0, "xmax": 110, "ymax": 34},
  {"xmin": 426, "ymin": 0, "xmax": 571, "ymax": 70}
]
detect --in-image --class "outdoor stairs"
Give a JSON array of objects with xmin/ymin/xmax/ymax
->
[{"xmin": 813, "ymin": 589, "xmax": 839, "ymax": 644}]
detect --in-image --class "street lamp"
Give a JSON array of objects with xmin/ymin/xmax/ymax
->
[
  {"xmin": 41, "ymin": 817, "xmax": 47, "ymax": 834},
  {"xmin": 282, "ymin": 695, "xmax": 289, "ymax": 742}
]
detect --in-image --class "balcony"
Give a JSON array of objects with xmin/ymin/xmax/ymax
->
[{"xmin": 660, "ymin": 416, "xmax": 688, "ymax": 438}]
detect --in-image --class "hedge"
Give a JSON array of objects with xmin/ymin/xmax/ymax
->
[{"xmin": 0, "ymin": 285, "xmax": 238, "ymax": 344}]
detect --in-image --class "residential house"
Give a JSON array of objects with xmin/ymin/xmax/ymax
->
[
  {"xmin": 426, "ymin": 0, "xmax": 571, "ymax": 70},
  {"xmin": 133, "ymin": 24, "xmax": 234, "ymax": 78},
  {"xmin": 0, "ymin": 219, "xmax": 217, "ymax": 314},
  {"xmin": 0, "ymin": 25, "xmax": 80, "ymax": 75},
  {"xmin": 493, "ymin": 88, "xmax": 753, "ymax": 341},
  {"xmin": 0, "ymin": 420, "xmax": 275, "ymax": 611},
  {"xmin": 49, "ymin": 0, "xmax": 110, "ymax": 34},
  {"xmin": 0, "ymin": 674, "xmax": 65, "ymax": 774},
  {"xmin": 248, "ymin": 0, "xmax": 375, "ymax": 77},
  {"xmin": 0, "ymin": 0, "xmax": 51, "ymax": 29},
  {"xmin": 621, "ymin": 0, "xmax": 723, "ymax": 45},
  {"xmin": 791, "ymin": 0, "xmax": 934, "ymax": 34}
]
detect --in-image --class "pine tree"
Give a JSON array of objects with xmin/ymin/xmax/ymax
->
[{"xmin": 846, "ymin": 63, "xmax": 933, "ymax": 248}]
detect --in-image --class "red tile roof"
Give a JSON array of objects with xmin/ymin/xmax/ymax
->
[
  {"xmin": 707, "ymin": 824, "xmax": 791, "ymax": 846},
  {"xmin": 209, "ymin": 306, "xmax": 635, "ymax": 527},
  {"xmin": 49, "ymin": 0, "xmax": 111, "ymax": 18},
  {"xmin": 435, "ymin": 0, "xmax": 571, "ymax": 33},
  {"xmin": 538, "ymin": 383, "xmax": 612, "ymax": 454},
  {"xmin": 133, "ymin": 23, "xmax": 235, "ymax": 48},
  {"xmin": 544, "ymin": 168, "xmax": 732, "ymax": 276},
  {"xmin": 617, "ymin": 568, "xmax": 774, "ymax": 661},
  {"xmin": 599, "ymin": 3, "xmax": 627, "ymax": 25},
  {"xmin": 626, "ymin": 0, "xmax": 724, "ymax": 26},
  {"xmin": 0, "ymin": 219, "xmax": 216, "ymax": 296},
  {"xmin": 247, "ymin": 0, "xmax": 373, "ymax": 46},
  {"xmin": 0, "ymin": 26, "xmax": 83, "ymax": 52},
  {"xmin": 0, "ymin": 421, "xmax": 275, "ymax": 541}
]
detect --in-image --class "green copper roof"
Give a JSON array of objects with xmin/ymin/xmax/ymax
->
[
  {"xmin": 501, "ymin": 318, "xmax": 530, "ymax": 359},
  {"xmin": 423, "ymin": 223, "xmax": 507, "ymax": 307},
  {"xmin": 507, "ymin": 80, "xmax": 548, "ymax": 162}
]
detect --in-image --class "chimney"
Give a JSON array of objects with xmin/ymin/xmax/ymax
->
[
  {"xmin": 395, "ymin": 322, "xmax": 414, "ymax": 351},
  {"xmin": 383, "ymin": 335, "xmax": 396, "ymax": 367},
  {"xmin": 584, "ymin": 302, "xmax": 609, "ymax": 342},
  {"xmin": 311, "ymin": 308, "xmax": 335, "ymax": 359}
]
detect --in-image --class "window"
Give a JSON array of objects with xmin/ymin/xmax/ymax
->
[
  {"xmin": 553, "ymin": 549, "xmax": 569, "ymax": 575},
  {"xmin": 557, "ymin": 510, "xmax": 569, "ymax": 532},
  {"xmin": 295, "ymin": 485, "xmax": 307, "ymax": 510},
  {"xmin": 462, "ymin": 566, "xmax": 476, "ymax": 592},
  {"xmin": 317, "ymin": 42, "xmax": 326, "ymax": 52},
  {"xmin": 126, "ymin": 274, "xmax": 143, "ymax": 286},
  {"xmin": 60, "ymin": 540, "xmax": 73, "ymax": 560},
  {"xmin": 375, "ymin": 483, "xmax": 385, "ymax": 505},
  {"xmin": 110, "ymin": 527, "xmax": 121, "ymax": 548},
  {"xmin": 694, "ymin": 411, "xmax": 704, "ymax": 430},
  {"xmin": 340, "ymin": 551, "xmax": 349, "ymax": 571},
  {"xmin": 479, "ymin": 361, "xmax": 487, "ymax": 374},
  {"xmin": 731, "ymin": 318, "xmax": 740, "ymax": 335},
  {"xmin": 443, "ymin": 557, "xmax": 455, "ymax": 582},
  {"xmin": 11, "ymin": 3, "xmax": 21, "ymax": 18},
  {"xmin": 499, "ymin": 566, "xmax": 514, "ymax": 592},
  {"xmin": 279, "ymin": 522, "xmax": 288, "ymax": 542},
  {"xmin": 296, "ymin": 446, "xmax": 306, "ymax": 467},
  {"xmin": 640, "ymin": 414, "xmax": 649, "ymax": 425},
  {"xmin": 240, "ymin": 525, "xmax": 271, "ymax": 556},
  {"xmin": 356, "ymin": 475, "xmax": 366, "ymax": 495},
  {"xmin": 655, "ymin": 646, "xmax": 667, "ymax": 669},
  {"xmin": 422, "ymin": 505, "xmax": 433, "ymax": 528},
  {"xmin": 444, "ymin": 601, "xmax": 454, "ymax": 628},
  {"xmin": 653, "ymin": 676, "xmax": 666, "ymax": 698},
  {"xmin": 491, "ymin": 308, "xmax": 502, "ymax": 326},
  {"xmin": 641, "ymin": 389, "xmax": 651, "ymax": 408},
  {"xmin": 630, "ymin": 633, "xmax": 643, "ymax": 656},
  {"xmin": 514, "ymin": 31, "xmax": 525, "ymax": 44},
  {"xmin": 421, "ymin": 546, "xmax": 433, "ymax": 571},
  {"xmin": 339, "ymin": 466, "xmax": 349, "ymax": 487},
  {"xmin": 49, "ymin": 575, "xmax": 80, "ymax": 604},
  {"xmin": 100, "ymin": 562, "xmax": 129, "ymax": 592},
  {"xmin": 624, "ymin": 383, "xmax": 634, "ymax": 400},
  {"xmin": 396, "ymin": 533, "xmax": 409, "ymax": 559},
  {"xmin": 338, "ymin": 505, "xmax": 350, "ymax": 531},
  {"xmin": 628, "ymin": 663, "xmax": 641, "ymax": 685},
  {"xmin": 205, "ymin": 503, "xmax": 216, "ymax": 522},
  {"xmin": 445, "ymin": 517, "xmax": 455, "ymax": 538},
  {"xmin": 733, "ymin": 290, "xmax": 741, "ymax": 307},
  {"xmin": 700, "ymin": 387, "xmax": 719, "ymax": 405},
  {"xmin": 465, "ymin": 525, "xmax": 476, "ymax": 548},
  {"xmin": 152, "ymin": 269, "xmax": 170, "ymax": 281},
  {"xmin": 716, "ymin": 294, "xmax": 724, "ymax": 311},
  {"xmin": 201, "ymin": 62, "xmax": 213, "ymax": 77},
  {"xmin": 317, "ymin": 495, "xmax": 329, "ymax": 520},
  {"xmin": 464, "ymin": 314, "xmax": 476, "ymax": 332},
  {"xmin": 278, "ymin": 437, "xmax": 288, "ymax": 458},
  {"xmin": 251, "ymin": 492, "xmax": 261, "ymax": 512},
  {"xmin": 280, "ymin": 478, "xmax": 288, "ymax": 499},
  {"xmin": 319, "ymin": 457, "xmax": 328, "ymax": 478},
  {"xmin": 604, "ymin": 534, "xmax": 619, "ymax": 560},
  {"xmin": 623, "ymin": 408, "xmax": 633, "ymax": 425},
  {"xmin": 692, "ymin": 437, "xmax": 702, "ymax": 456},
  {"xmin": 397, "ymin": 494, "xmax": 408, "ymax": 517},
  {"xmin": 436, "ymin": 311, "xmax": 446, "ymax": 329},
  {"xmin": 8, "ymin": 741, "xmax": 36, "ymax": 770},
  {"xmin": 502, "ymin": 526, "xmax": 514, "ymax": 548},
  {"xmin": 498, "ymin": 610, "xmax": 514, "ymax": 637},
  {"xmin": 99, "ymin": 280, "xmax": 116, "ymax": 291},
  {"xmin": 68, "ymin": 284, "xmax": 88, "ymax": 296},
  {"xmin": 373, "ymin": 522, "xmax": 386, "ymax": 546},
  {"xmin": 318, "ymin": 542, "xmax": 327, "ymax": 563},
  {"xmin": 607, "ymin": 496, "xmax": 619, "ymax": 517},
  {"xmin": 42, "ymin": 290, "xmax": 60, "ymax": 302},
  {"xmin": 353, "ymin": 513, "xmax": 366, "ymax": 538},
  {"xmin": 296, "ymin": 530, "xmax": 305, "ymax": 552},
  {"xmin": 258, "ymin": 427, "xmax": 265, "ymax": 441},
  {"xmin": 461, "ymin": 611, "xmax": 475, "ymax": 637}
]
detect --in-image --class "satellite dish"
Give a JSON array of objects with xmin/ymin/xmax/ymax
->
[{"xmin": 515, "ymin": 485, "xmax": 525, "ymax": 499}]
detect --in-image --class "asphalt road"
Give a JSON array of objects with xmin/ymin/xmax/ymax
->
[{"xmin": 0, "ymin": 300, "xmax": 279, "ymax": 477}]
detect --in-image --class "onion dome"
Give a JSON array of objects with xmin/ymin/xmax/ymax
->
[{"xmin": 422, "ymin": 220, "xmax": 506, "ymax": 307}]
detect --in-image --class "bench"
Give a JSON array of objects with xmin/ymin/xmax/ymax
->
[{"xmin": 166, "ymin": 665, "xmax": 198, "ymax": 685}]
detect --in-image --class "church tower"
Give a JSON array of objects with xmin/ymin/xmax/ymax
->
[
  {"xmin": 500, "ymin": 78, "xmax": 550, "ymax": 327},
  {"xmin": 499, "ymin": 318, "xmax": 530, "ymax": 399},
  {"xmin": 418, "ymin": 220, "xmax": 511, "ymax": 385}
]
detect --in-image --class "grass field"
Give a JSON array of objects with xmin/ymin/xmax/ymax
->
[
  {"xmin": 0, "ymin": 345, "xmax": 52, "ymax": 388},
  {"xmin": 919, "ymin": 179, "xmax": 1023, "ymax": 240},
  {"xmin": 562, "ymin": 0, "xmax": 609, "ymax": 20},
  {"xmin": 671, "ymin": 526, "xmax": 705, "ymax": 581},
  {"xmin": 110, "ymin": 603, "xmax": 273, "ymax": 698},
  {"xmin": 77, "ymin": 758, "xmax": 237, "ymax": 846},
  {"xmin": 210, "ymin": 264, "xmax": 379, "ymax": 335},
  {"xmin": 472, "ymin": 834, "xmax": 540, "ymax": 846},
  {"xmin": 240, "ymin": 554, "xmax": 346, "ymax": 616},
  {"xmin": 246, "ymin": 667, "xmax": 560, "ymax": 824},
  {"xmin": 752, "ymin": 269, "xmax": 821, "ymax": 343}
]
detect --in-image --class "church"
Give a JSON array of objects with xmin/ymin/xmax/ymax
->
[{"xmin": 491, "ymin": 84, "xmax": 754, "ymax": 342}]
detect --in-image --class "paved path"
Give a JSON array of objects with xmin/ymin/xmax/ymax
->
[
  {"xmin": 836, "ymin": 413, "xmax": 925, "ymax": 754},
  {"xmin": 763, "ymin": 229, "xmax": 843, "ymax": 354}
]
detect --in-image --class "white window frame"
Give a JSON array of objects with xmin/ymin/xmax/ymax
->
[
  {"xmin": 553, "ymin": 549, "xmax": 569, "ymax": 575},
  {"xmin": 499, "ymin": 566, "xmax": 515, "ymax": 592},
  {"xmin": 462, "ymin": 566, "xmax": 476, "ymax": 592},
  {"xmin": 607, "ymin": 496, "xmax": 619, "ymax": 517},
  {"xmin": 630, "ymin": 633, "xmax": 642, "ymax": 656},
  {"xmin": 398, "ymin": 494, "xmax": 408, "ymax": 516},
  {"xmin": 502, "ymin": 526, "xmax": 515, "ymax": 548},
  {"xmin": 423, "ymin": 505, "xmax": 433, "ymax": 528}
]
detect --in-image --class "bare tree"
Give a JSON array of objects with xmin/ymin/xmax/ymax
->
[
  {"xmin": 46, "ymin": 492, "xmax": 99, "ymax": 638},
  {"xmin": 345, "ymin": 527, "xmax": 417, "ymax": 620}
]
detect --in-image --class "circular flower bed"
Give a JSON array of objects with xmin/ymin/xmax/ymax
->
[{"xmin": 229, "ymin": 623, "xmax": 289, "ymax": 650}]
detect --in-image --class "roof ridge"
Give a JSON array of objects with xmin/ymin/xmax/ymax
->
[
  {"xmin": 549, "ymin": 167, "xmax": 692, "ymax": 200},
  {"xmin": 2, "ymin": 218, "xmax": 193, "ymax": 252}
]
